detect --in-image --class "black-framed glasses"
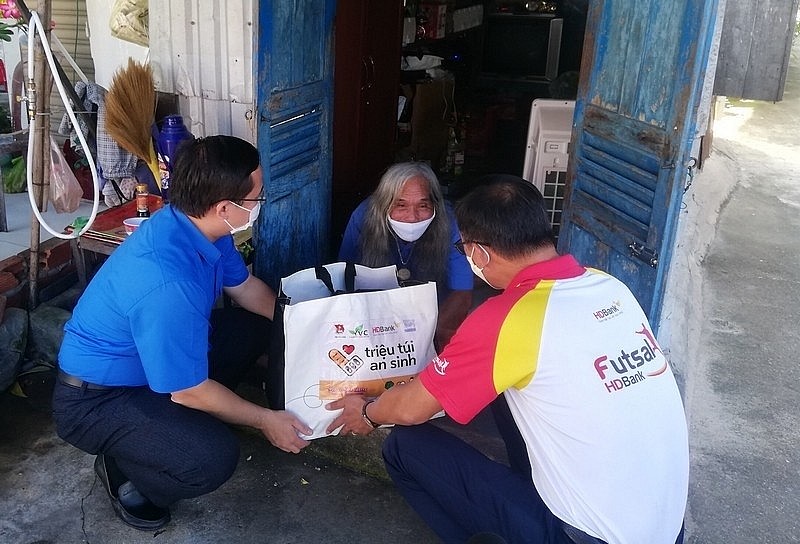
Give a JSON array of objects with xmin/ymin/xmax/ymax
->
[
  {"xmin": 234, "ymin": 189, "xmax": 267, "ymax": 203},
  {"xmin": 454, "ymin": 239, "xmax": 490, "ymax": 255}
]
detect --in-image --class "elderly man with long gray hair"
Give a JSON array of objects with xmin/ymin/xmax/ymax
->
[{"xmin": 339, "ymin": 162, "xmax": 473, "ymax": 350}]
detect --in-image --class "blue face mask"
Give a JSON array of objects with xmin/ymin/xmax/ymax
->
[{"xmin": 225, "ymin": 200, "xmax": 261, "ymax": 234}]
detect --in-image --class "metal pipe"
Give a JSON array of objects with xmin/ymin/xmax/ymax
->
[{"xmin": 15, "ymin": 0, "xmax": 96, "ymax": 143}]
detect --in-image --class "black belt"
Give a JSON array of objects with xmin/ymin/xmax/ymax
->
[{"xmin": 58, "ymin": 370, "xmax": 115, "ymax": 391}]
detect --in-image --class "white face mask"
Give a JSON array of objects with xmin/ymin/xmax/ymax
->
[
  {"xmin": 225, "ymin": 200, "xmax": 261, "ymax": 234},
  {"xmin": 466, "ymin": 243, "xmax": 499, "ymax": 290},
  {"xmin": 387, "ymin": 210, "xmax": 436, "ymax": 242}
]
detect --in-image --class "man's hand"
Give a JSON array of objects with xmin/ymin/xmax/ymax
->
[
  {"xmin": 325, "ymin": 394, "xmax": 374, "ymax": 436},
  {"xmin": 258, "ymin": 409, "xmax": 312, "ymax": 453},
  {"xmin": 324, "ymin": 379, "xmax": 443, "ymax": 435},
  {"xmin": 171, "ymin": 379, "xmax": 311, "ymax": 452}
]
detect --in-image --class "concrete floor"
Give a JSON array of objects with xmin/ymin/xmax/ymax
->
[
  {"xmin": 0, "ymin": 191, "xmax": 101, "ymax": 261},
  {"xmin": 0, "ymin": 381, "xmax": 440, "ymax": 544},
  {"xmin": 681, "ymin": 40, "xmax": 800, "ymax": 543}
]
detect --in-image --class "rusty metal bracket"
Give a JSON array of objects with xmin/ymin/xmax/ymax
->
[
  {"xmin": 628, "ymin": 241, "xmax": 658, "ymax": 268},
  {"xmin": 683, "ymin": 156, "xmax": 697, "ymax": 193}
]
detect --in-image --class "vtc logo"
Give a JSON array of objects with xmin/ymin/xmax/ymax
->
[{"xmin": 349, "ymin": 324, "xmax": 368, "ymax": 336}]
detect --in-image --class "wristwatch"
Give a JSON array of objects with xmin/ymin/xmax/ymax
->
[{"xmin": 361, "ymin": 399, "xmax": 393, "ymax": 429}]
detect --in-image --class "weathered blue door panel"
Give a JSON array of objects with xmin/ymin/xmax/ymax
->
[
  {"xmin": 254, "ymin": 1, "xmax": 336, "ymax": 288},
  {"xmin": 559, "ymin": 0, "xmax": 719, "ymax": 325}
]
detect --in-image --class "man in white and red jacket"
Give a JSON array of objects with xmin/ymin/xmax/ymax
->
[{"xmin": 328, "ymin": 175, "xmax": 689, "ymax": 544}]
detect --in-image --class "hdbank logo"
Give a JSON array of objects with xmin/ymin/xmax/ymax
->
[
  {"xmin": 592, "ymin": 323, "xmax": 668, "ymax": 393},
  {"xmin": 593, "ymin": 300, "xmax": 622, "ymax": 321}
]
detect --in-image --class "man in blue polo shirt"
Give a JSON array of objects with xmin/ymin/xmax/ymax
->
[{"xmin": 53, "ymin": 135, "xmax": 312, "ymax": 531}]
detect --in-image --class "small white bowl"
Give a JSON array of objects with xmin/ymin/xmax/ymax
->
[{"xmin": 123, "ymin": 217, "xmax": 148, "ymax": 236}]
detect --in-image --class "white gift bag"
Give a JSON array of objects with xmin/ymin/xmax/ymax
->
[{"xmin": 267, "ymin": 263, "xmax": 438, "ymax": 439}]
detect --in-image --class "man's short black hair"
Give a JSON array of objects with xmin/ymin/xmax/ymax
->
[
  {"xmin": 169, "ymin": 135, "xmax": 260, "ymax": 217},
  {"xmin": 455, "ymin": 175, "xmax": 555, "ymax": 258}
]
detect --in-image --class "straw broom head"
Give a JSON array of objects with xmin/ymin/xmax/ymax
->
[{"xmin": 105, "ymin": 59, "xmax": 158, "ymax": 172}]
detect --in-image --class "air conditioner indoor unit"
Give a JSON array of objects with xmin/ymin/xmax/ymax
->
[{"xmin": 522, "ymin": 99, "xmax": 575, "ymax": 239}]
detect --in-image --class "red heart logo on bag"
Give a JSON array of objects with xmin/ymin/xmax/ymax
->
[{"xmin": 342, "ymin": 345, "xmax": 355, "ymax": 354}]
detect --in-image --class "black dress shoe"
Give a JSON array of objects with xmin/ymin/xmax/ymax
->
[{"xmin": 94, "ymin": 454, "xmax": 171, "ymax": 530}]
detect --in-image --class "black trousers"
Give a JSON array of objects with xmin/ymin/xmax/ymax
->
[
  {"xmin": 52, "ymin": 307, "xmax": 271, "ymax": 508},
  {"xmin": 384, "ymin": 417, "xmax": 685, "ymax": 544}
]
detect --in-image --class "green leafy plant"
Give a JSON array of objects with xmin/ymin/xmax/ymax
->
[
  {"xmin": 3, "ymin": 156, "xmax": 26, "ymax": 193},
  {"xmin": 237, "ymin": 239, "xmax": 254, "ymax": 263},
  {"xmin": 0, "ymin": 1, "xmax": 24, "ymax": 42}
]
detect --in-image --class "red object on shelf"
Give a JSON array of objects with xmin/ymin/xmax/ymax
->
[
  {"xmin": 76, "ymin": 196, "xmax": 163, "ymax": 244},
  {"xmin": 419, "ymin": 3, "xmax": 446, "ymax": 39},
  {"xmin": 0, "ymin": 59, "xmax": 7, "ymax": 93}
]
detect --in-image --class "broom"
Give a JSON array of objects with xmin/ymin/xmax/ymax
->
[{"xmin": 105, "ymin": 58, "xmax": 161, "ymax": 189}]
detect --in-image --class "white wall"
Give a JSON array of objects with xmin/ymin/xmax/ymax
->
[
  {"xmin": 84, "ymin": 0, "xmax": 257, "ymax": 142},
  {"xmin": 85, "ymin": 0, "xmax": 148, "ymax": 89},
  {"xmin": 149, "ymin": 0, "xmax": 256, "ymax": 142},
  {"xmin": 657, "ymin": 99, "xmax": 738, "ymax": 387}
]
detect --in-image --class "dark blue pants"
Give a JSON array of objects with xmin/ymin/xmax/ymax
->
[
  {"xmin": 52, "ymin": 307, "xmax": 270, "ymax": 508},
  {"xmin": 383, "ymin": 423, "xmax": 584, "ymax": 544},
  {"xmin": 384, "ymin": 422, "xmax": 686, "ymax": 544},
  {"xmin": 383, "ymin": 421, "xmax": 686, "ymax": 544}
]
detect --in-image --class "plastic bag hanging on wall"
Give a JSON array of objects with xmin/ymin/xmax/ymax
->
[
  {"xmin": 49, "ymin": 136, "xmax": 83, "ymax": 213},
  {"xmin": 109, "ymin": 0, "xmax": 149, "ymax": 47}
]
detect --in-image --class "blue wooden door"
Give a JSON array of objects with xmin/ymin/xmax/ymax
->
[
  {"xmin": 254, "ymin": 1, "xmax": 336, "ymax": 288},
  {"xmin": 559, "ymin": 0, "xmax": 719, "ymax": 324}
]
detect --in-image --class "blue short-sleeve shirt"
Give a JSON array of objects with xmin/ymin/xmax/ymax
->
[
  {"xmin": 58, "ymin": 205, "xmax": 249, "ymax": 393},
  {"xmin": 338, "ymin": 198, "xmax": 473, "ymax": 297}
]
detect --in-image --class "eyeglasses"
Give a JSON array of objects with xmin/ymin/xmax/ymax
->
[
  {"xmin": 454, "ymin": 239, "xmax": 490, "ymax": 255},
  {"xmin": 235, "ymin": 189, "xmax": 267, "ymax": 203}
]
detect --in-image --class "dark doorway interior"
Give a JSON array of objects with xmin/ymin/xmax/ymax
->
[{"xmin": 330, "ymin": 0, "xmax": 588, "ymax": 256}]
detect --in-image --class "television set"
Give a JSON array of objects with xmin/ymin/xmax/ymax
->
[{"xmin": 480, "ymin": 14, "xmax": 563, "ymax": 83}]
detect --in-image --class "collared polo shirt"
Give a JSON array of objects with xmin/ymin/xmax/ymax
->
[
  {"xmin": 58, "ymin": 205, "xmax": 249, "ymax": 392},
  {"xmin": 420, "ymin": 254, "xmax": 689, "ymax": 544}
]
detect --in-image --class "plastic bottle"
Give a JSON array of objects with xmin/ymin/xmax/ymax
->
[
  {"xmin": 156, "ymin": 115, "xmax": 193, "ymax": 201},
  {"xmin": 136, "ymin": 183, "xmax": 150, "ymax": 217}
]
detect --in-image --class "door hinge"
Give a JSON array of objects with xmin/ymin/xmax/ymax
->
[{"xmin": 628, "ymin": 241, "xmax": 658, "ymax": 268}]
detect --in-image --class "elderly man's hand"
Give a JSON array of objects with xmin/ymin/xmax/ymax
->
[
  {"xmin": 325, "ymin": 394, "xmax": 375, "ymax": 436},
  {"xmin": 258, "ymin": 409, "xmax": 312, "ymax": 453}
]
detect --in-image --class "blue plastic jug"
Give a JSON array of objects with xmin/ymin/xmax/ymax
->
[{"xmin": 155, "ymin": 115, "xmax": 193, "ymax": 200}]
